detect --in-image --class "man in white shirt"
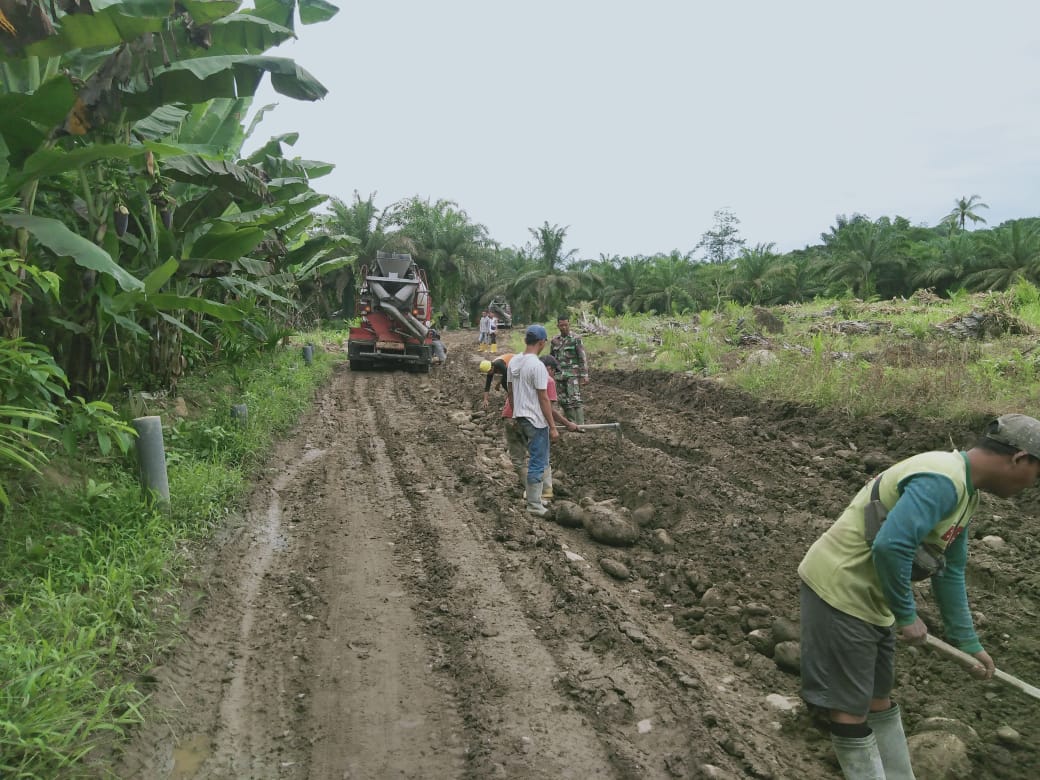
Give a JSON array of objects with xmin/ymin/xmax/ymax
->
[
  {"xmin": 507, "ymin": 324, "xmax": 559, "ymax": 516},
  {"xmin": 478, "ymin": 310, "xmax": 490, "ymax": 352}
]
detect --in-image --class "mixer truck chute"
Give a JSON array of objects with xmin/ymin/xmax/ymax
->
[{"xmin": 348, "ymin": 251, "xmax": 433, "ymax": 372}]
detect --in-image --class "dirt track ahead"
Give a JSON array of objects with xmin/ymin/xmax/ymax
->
[{"xmin": 114, "ymin": 331, "xmax": 1040, "ymax": 779}]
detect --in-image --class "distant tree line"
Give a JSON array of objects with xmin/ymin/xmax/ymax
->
[{"xmin": 320, "ymin": 192, "xmax": 1037, "ymax": 325}]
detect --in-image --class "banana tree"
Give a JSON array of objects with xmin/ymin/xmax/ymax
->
[{"xmin": 1, "ymin": 0, "xmax": 340, "ymax": 393}]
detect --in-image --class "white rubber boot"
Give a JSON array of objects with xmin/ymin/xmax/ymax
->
[
  {"xmin": 832, "ymin": 732, "xmax": 885, "ymax": 779},
  {"xmin": 868, "ymin": 705, "xmax": 915, "ymax": 779},
  {"xmin": 541, "ymin": 466, "xmax": 553, "ymax": 501},
  {"xmin": 525, "ymin": 481, "xmax": 549, "ymax": 517}
]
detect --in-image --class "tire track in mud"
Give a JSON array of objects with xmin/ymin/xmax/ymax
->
[{"xmin": 364, "ymin": 372, "xmax": 623, "ymax": 779}]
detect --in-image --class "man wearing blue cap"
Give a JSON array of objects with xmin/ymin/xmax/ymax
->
[{"xmin": 506, "ymin": 324, "xmax": 559, "ymax": 516}]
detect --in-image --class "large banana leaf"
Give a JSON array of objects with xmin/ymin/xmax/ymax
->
[
  {"xmin": 219, "ymin": 275, "xmax": 294, "ymax": 305},
  {"xmin": 132, "ymin": 105, "xmax": 190, "ymax": 142},
  {"xmin": 0, "ymin": 214, "xmax": 143, "ymax": 292},
  {"xmin": 211, "ymin": 13, "xmax": 296, "ymax": 53},
  {"xmin": 103, "ymin": 287, "xmax": 245, "ymax": 321},
  {"xmin": 0, "ymin": 76, "xmax": 76, "ymax": 163},
  {"xmin": 189, "ymin": 222, "xmax": 267, "ymax": 261},
  {"xmin": 182, "ymin": 98, "xmax": 249, "ymax": 154},
  {"xmin": 123, "ymin": 55, "xmax": 327, "ymax": 118},
  {"xmin": 142, "ymin": 258, "xmax": 180, "ymax": 295},
  {"xmin": 21, "ymin": 0, "xmax": 240, "ymax": 59},
  {"xmin": 163, "ymin": 155, "xmax": 269, "ymax": 200},
  {"xmin": 253, "ymin": 0, "xmax": 339, "ymax": 30},
  {"xmin": 147, "ymin": 293, "xmax": 245, "ymax": 320}
]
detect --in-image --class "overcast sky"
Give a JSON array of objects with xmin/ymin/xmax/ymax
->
[{"xmin": 248, "ymin": 0, "xmax": 1040, "ymax": 260}]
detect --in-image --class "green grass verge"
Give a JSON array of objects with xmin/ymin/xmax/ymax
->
[{"xmin": 0, "ymin": 342, "xmax": 335, "ymax": 778}]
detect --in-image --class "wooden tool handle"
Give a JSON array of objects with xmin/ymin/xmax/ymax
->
[
  {"xmin": 924, "ymin": 634, "xmax": 983, "ymax": 670},
  {"xmin": 925, "ymin": 634, "xmax": 1040, "ymax": 701}
]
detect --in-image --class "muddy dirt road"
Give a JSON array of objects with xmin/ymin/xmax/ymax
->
[{"xmin": 114, "ymin": 331, "xmax": 1040, "ymax": 779}]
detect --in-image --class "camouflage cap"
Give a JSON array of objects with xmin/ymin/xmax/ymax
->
[{"xmin": 987, "ymin": 414, "xmax": 1040, "ymax": 458}]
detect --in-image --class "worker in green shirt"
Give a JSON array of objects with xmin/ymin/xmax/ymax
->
[{"xmin": 799, "ymin": 414, "xmax": 1040, "ymax": 779}]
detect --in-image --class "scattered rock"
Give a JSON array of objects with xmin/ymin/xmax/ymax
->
[
  {"xmin": 677, "ymin": 606, "xmax": 706, "ymax": 623},
  {"xmin": 619, "ymin": 621, "xmax": 647, "ymax": 642},
  {"xmin": 700, "ymin": 586, "xmax": 725, "ymax": 608},
  {"xmin": 171, "ymin": 397, "xmax": 189, "ymax": 418},
  {"xmin": 771, "ymin": 617, "xmax": 799, "ymax": 644},
  {"xmin": 915, "ymin": 717, "xmax": 979, "ymax": 745},
  {"xmin": 982, "ymin": 535, "xmax": 1007, "ymax": 551},
  {"xmin": 764, "ymin": 693, "xmax": 801, "ymax": 713},
  {"xmin": 747, "ymin": 629, "xmax": 775, "ymax": 657},
  {"xmin": 772, "ymin": 641, "xmax": 800, "ymax": 673},
  {"xmin": 692, "ymin": 635, "xmax": 714, "ymax": 650},
  {"xmin": 698, "ymin": 764, "xmax": 737, "ymax": 779},
  {"xmin": 631, "ymin": 504, "xmax": 656, "ymax": 526},
  {"xmin": 553, "ymin": 500, "xmax": 586, "ymax": 528},
  {"xmin": 995, "ymin": 725, "xmax": 1021, "ymax": 746},
  {"xmin": 583, "ymin": 503, "xmax": 639, "ymax": 546},
  {"xmin": 907, "ymin": 732, "xmax": 972, "ymax": 779},
  {"xmin": 651, "ymin": 528, "xmax": 676, "ymax": 551},
  {"xmin": 600, "ymin": 558, "xmax": 631, "ymax": 580}
]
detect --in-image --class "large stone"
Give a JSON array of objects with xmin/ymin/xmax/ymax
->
[
  {"xmin": 907, "ymin": 732, "xmax": 972, "ymax": 779},
  {"xmin": 599, "ymin": 558, "xmax": 631, "ymax": 580},
  {"xmin": 914, "ymin": 717, "xmax": 979, "ymax": 746},
  {"xmin": 553, "ymin": 500, "xmax": 586, "ymax": 528},
  {"xmin": 631, "ymin": 504, "xmax": 656, "ymax": 527},
  {"xmin": 651, "ymin": 528, "xmax": 676, "ymax": 551},
  {"xmin": 771, "ymin": 616, "xmax": 799, "ymax": 644},
  {"xmin": 583, "ymin": 503, "xmax": 639, "ymax": 546},
  {"xmin": 747, "ymin": 629, "xmax": 775, "ymax": 657},
  {"xmin": 772, "ymin": 641, "xmax": 800, "ymax": 674}
]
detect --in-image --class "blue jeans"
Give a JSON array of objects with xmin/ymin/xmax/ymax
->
[{"xmin": 517, "ymin": 417, "xmax": 549, "ymax": 483}]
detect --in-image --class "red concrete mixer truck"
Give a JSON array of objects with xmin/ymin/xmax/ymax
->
[{"xmin": 347, "ymin": 251, "xmax": 434, "ymax": 372}]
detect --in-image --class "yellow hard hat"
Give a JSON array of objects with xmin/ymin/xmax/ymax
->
[{"xmin": 479, "ymin": 360, "xmax": 492, "ymax": 373}]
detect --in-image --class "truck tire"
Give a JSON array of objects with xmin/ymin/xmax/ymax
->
[{"xmin": 349, "ymin": 359, "xmax": 367, "ymax": 371}]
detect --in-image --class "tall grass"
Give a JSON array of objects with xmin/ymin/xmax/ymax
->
[
  {"xmin": 0, "ymin": 342, "xmax": 334, "ymax": 778},
  {"xmin": 586, "ymin": 286, "xmax": 1040, "ymax": 421}
]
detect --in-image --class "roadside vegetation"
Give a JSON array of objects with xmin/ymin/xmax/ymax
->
[{"xmin": 1, "ymin": 341, "xmax": 333, "ymax": 777}]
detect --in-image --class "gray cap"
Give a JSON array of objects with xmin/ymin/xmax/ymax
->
[{"xmin": 987, "ymin": 414, "xmax": 1040, "ymax": 458}]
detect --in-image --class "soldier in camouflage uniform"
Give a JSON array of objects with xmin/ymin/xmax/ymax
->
[{"xmin": 549, "ymin": 314, "xmax": 590, "ymax": 424}]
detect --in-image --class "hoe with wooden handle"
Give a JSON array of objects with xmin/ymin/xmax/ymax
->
[
  {"xmin": 576, "ymin": 422, "xmax": 623, "ymax": 444},
  {"xmin": 924, "ymin": 634, "xmax": 1040, "ymax": 701}
]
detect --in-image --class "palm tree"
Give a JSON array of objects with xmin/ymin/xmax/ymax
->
[
  {"xmin": 911, "ymin": 233, "xmax": 977, "ymax": 293},
  {"xmin": 385, "ymin": 197, "xmax": 490, "ymax": 324},
  {"xmin": 509, "ymin": 222, "xmax": 584, "ymax": 319},
  {"xmin": 772, "ymin": 251, "xmax": 823, "ymax": 304},
  {"xmin": 964, "ymin": 221, "xmax": 1040, "ymax": 290},
  {"xmin": 945, "ymin": 195, "xmax": 989, "ymax": 232},
  {"xmin": 731, "ymin": 243, "xmax": 779, "ymax": 305},
  {"xmin": 321, "ymin": 192, "xmax": 388, "ymax": 316},
  {"xmin": 822, "ymin": 220, "xmax": 904, "ymax": 298},
  {"xmin": 633, "ymin": 251, "xmax": 698, "ymax": 314},
  {"xmin": 600, "ymin": 256, "xmax": 649, "ymax": 313}
]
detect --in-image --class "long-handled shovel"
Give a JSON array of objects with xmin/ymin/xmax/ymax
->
[
  {"xmin": 925, "ymin": 634, "xmax": 1040, "ymax": 701},
  {"xmin": 576, "ymin": 422, "xmax": 623, "ymax": 445}
]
